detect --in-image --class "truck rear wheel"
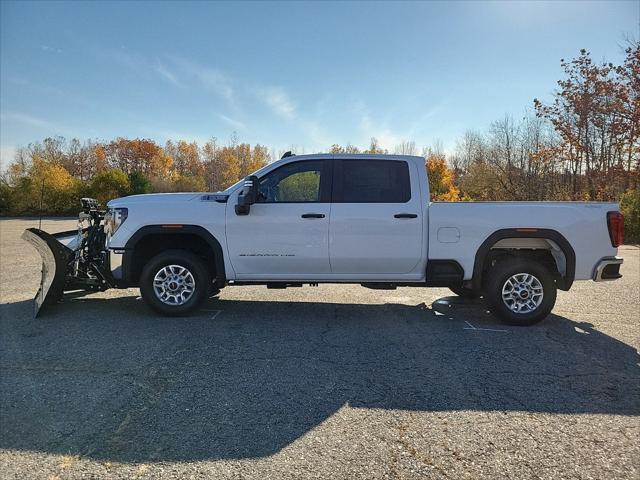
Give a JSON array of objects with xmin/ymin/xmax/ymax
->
[
  {"xmin": 484, "ymin": 258, "xmax": 557, "ymax": 326},
  {"xmin": 140, "ymin": 250, "xmax": 210, "ymax": 316}
]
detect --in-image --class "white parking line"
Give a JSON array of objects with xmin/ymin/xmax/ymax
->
[
  {"xmin": 463, "ymin": 320, "xmax": 508, "ymax": 333},
  {"xmin": 202, "ymin": 309, "xmax": 222, "ymax": 320}
]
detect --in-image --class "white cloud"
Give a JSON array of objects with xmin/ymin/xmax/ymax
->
[
  {"xmin": 154, "ymin": 61, "xmax": 183, "ymax": 88},
  {"xmin": 73, "ymin": 45, "xmax": 353, "ymax": 151},
  {"xmin": 298, "ymin": 120, "xmax": 331, "ymax": 150},
  {"xmin": 105, "ymin": 50, "xmax": 234, "ymax": 101},
  {"xmin": 153, "ymin": 129, "xmax": 211, "ymax": 145},
  {"xmin": 252, "ymin": 85, "xmax": 332, "ymax": 148},
  {"xmin": 0, "ymin": 145, "xmax": 17, "ymax": 170},
  {"xmin": 359, "ymin": 112, "xmax": 403, "ymax": 151},
  {"xmin": 217, "ymin": 114, "xmax": 245, "ymax": 130},
  {"xmin": 354, "ymin": 100, "xmax": 449, "ymax": 153},
  {"xmin": 40, "ymin": 45, "xmax": 62, "ymax": 54},
  {"xmin": 108, "ymin": 49, "xmax": 142, "ymax": 71},
  {"xmin": 95, "ymin": 48, "xmax": 194, "ymax": 93},
  {"xmin": 169, "ymin": 57, "xmax": 234, "ymax": 101},
  {"xmin": 260, "ymin": 87, "xmax": 296, "ymax": 119},
  {"xmin": 196, "ymin": 69, "xmax": 233, "ymax": 101},
  {"xmin": 1, "ymin": 111, "xmax": 68, "ymax": 133}
]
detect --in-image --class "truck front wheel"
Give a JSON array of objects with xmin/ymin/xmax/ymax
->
[
  {"xmin": 140, "ymin": 250, "xmax": 210, "ymax": 316},
  {"xmin": 484, "ymin": 258, "xmax": 557, "ymax": 326}
]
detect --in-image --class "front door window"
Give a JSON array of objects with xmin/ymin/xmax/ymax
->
[{"xmin": 257, "ymin": 160, "xmax": 325, "ymax": 203}]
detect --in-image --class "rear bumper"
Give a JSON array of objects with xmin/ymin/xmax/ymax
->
[{"xmin": 593, "ymin": 256, "xmax": 623, "ymax": 281}]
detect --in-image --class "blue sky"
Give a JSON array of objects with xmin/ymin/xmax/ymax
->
[{"xmin": 0, "ymin": 1, "xmax": 637, "ymax": 166}]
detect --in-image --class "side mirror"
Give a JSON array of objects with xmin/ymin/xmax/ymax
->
[{"xmin": 235, "ymin": 175, "xmax": 259, "ymax": 215}]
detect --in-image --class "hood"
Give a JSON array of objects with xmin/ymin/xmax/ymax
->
[
  {"xmin": 108, "ymin": 192, "xmax": 230, "ymax": 208},
  {"xmin": 108, "ymin": 192, "xmax": 211, "ymax": 208}
]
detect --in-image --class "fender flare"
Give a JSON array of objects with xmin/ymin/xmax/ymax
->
[
  {"xmin": 472, "ymin": 228, "xmax": 575, "ymax": 291},
  {"xmin": 121, "ymin": 225, "xmax": 226, "ymax": 286}
]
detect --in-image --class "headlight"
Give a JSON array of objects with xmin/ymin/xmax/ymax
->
[{"xmin": 104, "ymin": 208, "xmax": 128, "ymax": 235}]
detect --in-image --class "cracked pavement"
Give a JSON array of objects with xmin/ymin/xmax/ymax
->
[{"xmin": 1, "ymin": 218, "xmax": 639, "ymax": 479}]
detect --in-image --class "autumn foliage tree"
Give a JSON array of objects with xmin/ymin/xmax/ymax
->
[
  {"xmin": 447, "ymin": 43, "xmax": 639, "ymax": 238},
  {"xmin": 425, "ymin": 149, "xmax": 461, "ymax": 201},
  {"xmin": 0, "ymin": 134, "xmax": 272, "ymax": 215},
  {"xmin": 533, "ymin": 45, "xmax": 639, "ymax": 199},
  {"xmin": 2, "ymin": 154, "xmax": 79, "ymax": 215},
  {"xmin": 89, "ymin": 169, "xmax": 130, "ymax": 206}
]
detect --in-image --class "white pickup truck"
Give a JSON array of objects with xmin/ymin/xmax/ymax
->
[{"xmin": 23, "ymin": 153, "xmax": 624, "ymax": 325}]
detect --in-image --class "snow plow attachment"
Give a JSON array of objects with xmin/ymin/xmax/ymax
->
[
  {"xmin": 22, "ymin": 228, "xmax": 73, "ymax": 317},
  {"xmin": 21, "ymin": 198, "xmax": 113, "ymax": 317}
]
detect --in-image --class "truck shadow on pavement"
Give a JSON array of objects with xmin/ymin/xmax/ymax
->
[{"xmin": 1, "ymin": 294, "xmax": 638, "ymax": 462}]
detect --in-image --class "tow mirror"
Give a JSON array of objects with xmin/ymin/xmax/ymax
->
[{"xmin": 235, "ymin": 175, "xmax": 259, "ymax": 215}]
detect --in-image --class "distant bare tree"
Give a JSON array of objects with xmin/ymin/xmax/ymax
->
[{"xmin": 394, "ymin": 140, "xmax": 417, "ymax": 155}]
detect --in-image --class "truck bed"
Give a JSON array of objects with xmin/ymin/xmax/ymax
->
[{"xmin": 428, "ymin": 201, "xmax": 618, "ymax": 281}]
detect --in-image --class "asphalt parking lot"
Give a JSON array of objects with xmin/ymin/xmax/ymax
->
[{"xmin": 1, "ymin": 218, "xmax": 638, "ymax": 479}]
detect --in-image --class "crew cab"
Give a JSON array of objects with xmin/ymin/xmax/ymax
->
[{"xmin": 24, "ymin": 153, "xmax": 624, "ymax": 325}]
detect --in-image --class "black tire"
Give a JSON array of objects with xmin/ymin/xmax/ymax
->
[
  {"xmin": 140, "ymin": 250, "xmax": 211, "ymax": 316},
  {"xmin": 449, "ymin": 284, "xmax": 481, "ymax": 299},
  {"xmin": 209, "ymin": 286, "xmax": 221, "ymax": 298},
  {"xmin": 483, "ymin": 258, "xmax": 557, "ymax": 326}
]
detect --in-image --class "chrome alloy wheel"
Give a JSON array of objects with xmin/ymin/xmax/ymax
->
[
  {"xmin": 501, "ymin": 273, "xmax": 544, "ymax": 314},
  {"xmin": 153, "ymin": 265, "xmax": 196, "ymax": 306}
]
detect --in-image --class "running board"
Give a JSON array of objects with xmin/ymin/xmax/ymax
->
[{"xmin": 361, "ymin": 283, "xmax": 398, "ymax": 290}]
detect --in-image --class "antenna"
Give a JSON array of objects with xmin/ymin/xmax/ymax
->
[{"xmin": 38, "ymin": 178, "xmax": 45, "ymax": 230}]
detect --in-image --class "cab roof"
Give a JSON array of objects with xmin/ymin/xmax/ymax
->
[{"xmin": 277, "ymin": 153, "xmax": 424, "ymax": 162}]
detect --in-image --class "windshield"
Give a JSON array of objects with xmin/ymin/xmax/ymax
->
[{"xmin": 221, "ymin": 162, "xmax": 277, "ymax": 194}]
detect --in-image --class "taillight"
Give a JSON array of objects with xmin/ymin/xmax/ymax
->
[{"xmin": 606, "ymin": 211, "xmax": 624, "ymax": 247}]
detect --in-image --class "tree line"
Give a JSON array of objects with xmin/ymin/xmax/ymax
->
[
  {"xmin": 1, "ymin": 45, "xmax": 638, "ymax": 240},
  {"xmin": 1, "ymin": 136, "xmax": 271, "ymax": 213}
]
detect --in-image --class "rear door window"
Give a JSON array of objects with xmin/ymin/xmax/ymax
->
[{"xmin": 334, "ymin": 160, "xmax": 411, "ymax": 203}]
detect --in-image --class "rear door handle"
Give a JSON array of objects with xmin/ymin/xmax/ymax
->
[
  {"xmin": 301, "ymin": 213, "xmax": 325, "ymax": 219},
  {"xmin": 394, "ymin": 213, "xmax": 418, "ymax": 219}
]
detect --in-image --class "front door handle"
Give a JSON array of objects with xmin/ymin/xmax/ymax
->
[
  {"xmin": 301, "ymin": 213, "xmax": 325, "ymax": 219},
  {"xmin": 394, "ymin": 213, "xmax": 418, "ymax": 219}
]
